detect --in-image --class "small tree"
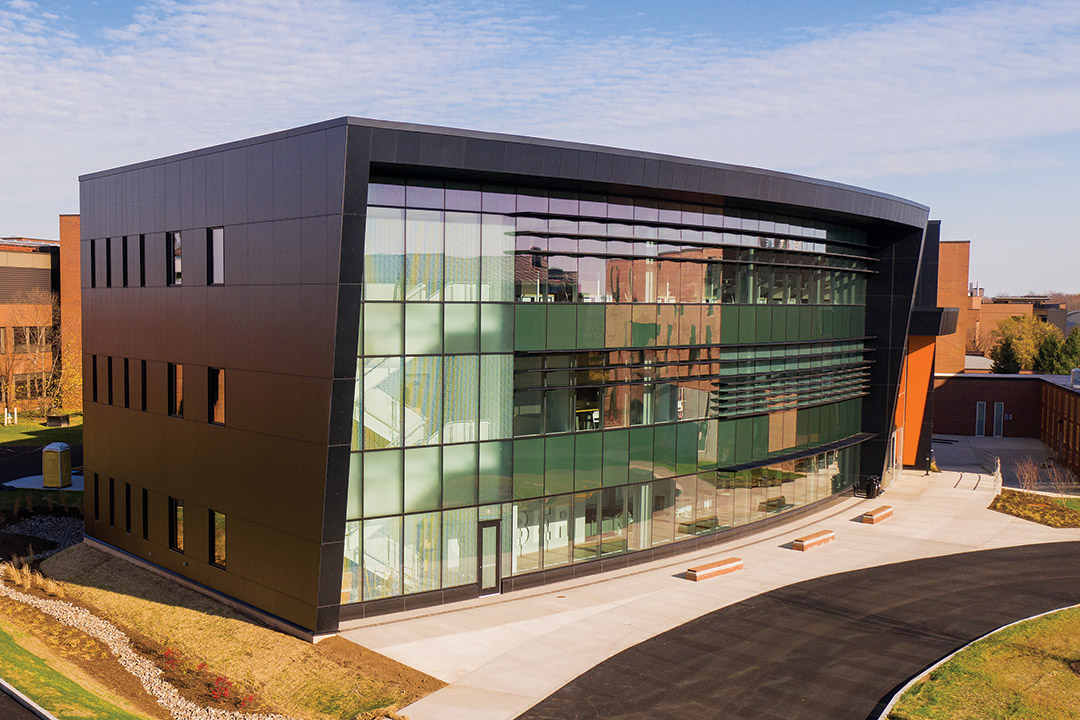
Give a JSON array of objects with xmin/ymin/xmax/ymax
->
[
  {"xmin": 1063, "ymin": 327, "xmax": 1080, "ymax": 371},
  {"xmin": 990, "ymin": 337, "xmax": 1022, "ymax": 374},
  {"xmin": 11, "ymin": 288, "xmax": 59, "ymax": 417},
  {"xmin": 965, "ymin": 327, "xmax": 991, "ymax": 356},
  {"xmin": 1014, "ymin": 457, "xmax": 1040, "ymax": 493},
  {"xmin": 1043, "ymin": 463, "xmax": 1076, "ymax": 508},
  {"xmin": 1033, "ymin": 334, "xmax": 1070, "ymax": 375},
  {"xmin": 991, "ymin": 315, "xmax": 1062, "ymax": 370}
]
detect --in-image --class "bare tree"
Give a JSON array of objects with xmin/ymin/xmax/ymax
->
[
  {"xmin": 11, "ymin": 288, "xmax": 58, "ymax": 417},
  {"xmin": 966, "ymin": 327, "xmax": 991, "ymax": 356},
  {"xmin": 1014, "ymin": 457, "xmax": 1040, "ymax": 494},
  {"xmin": 1043, "ymin": 462, "xmax": 1076, "ymax": 508},
  {"xmin": 0, "ymin": 328, "xmax": 15, "ymax": 418}
]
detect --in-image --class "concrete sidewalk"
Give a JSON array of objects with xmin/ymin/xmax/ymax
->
[{"xmin": 340, "ymin": 469, "xmax": 1078, "ymax": 720}]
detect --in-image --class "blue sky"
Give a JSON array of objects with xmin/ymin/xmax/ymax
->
[{"xmin": 2, "ymin": 0, "xmax": 1078, "ymax": 294}]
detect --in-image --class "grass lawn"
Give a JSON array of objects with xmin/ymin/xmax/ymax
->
[
  {"xmin": 42, "ymin": 543, "xmax": 443, "ymax": 719},
  {"xmin": 0, "ymin": 623, "xmax": 149, "ymax": 720},
  {"xmin": 989, "ymin": 489, "xmax": 1080, "ymax": 527},
  {"xmin": 0, "ymin": 490, "xmax": 82, "ymax": 518},
  {"xmin": 0, "ymin": 416, "xmax": 83, "ymax": 447},
  {"xmin": 890, "ymin": 606, "xmax": 1080, "ymax": 720}
]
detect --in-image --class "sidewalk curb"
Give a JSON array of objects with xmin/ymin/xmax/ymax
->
[
  {"xmin": 870, "ymin": 602, "xmax": 1080, "ymax": 719},
  {"xmin": 0, "ymin": 676, "xmax": 59, "ymax": 720}
]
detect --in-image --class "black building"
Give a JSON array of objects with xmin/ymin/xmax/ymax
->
[{"xmin": 80, "ymin": 118, "xmax": 929, "ymax": 636}]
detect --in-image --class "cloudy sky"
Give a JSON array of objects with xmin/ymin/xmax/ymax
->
[{"xmin": 2, "ymin": 0, "xmax": 1078, "ymax": 294}]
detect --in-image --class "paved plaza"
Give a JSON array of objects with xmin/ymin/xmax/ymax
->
[{"xmin": 340, "ymin": 463, "xmax": 1079, "ymax": 720}]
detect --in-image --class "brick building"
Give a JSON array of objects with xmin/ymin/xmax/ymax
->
[{"xmin": 0, "ymin": 238, "xmax": 60, "ymax": 413}]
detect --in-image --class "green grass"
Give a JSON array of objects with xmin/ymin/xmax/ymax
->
[
  {"xmin": 0, "ymin": 490, "xmax": 82, "ymax": 517},
  {"xmin": 0, "ymin": 417, "xmax": 83, "ymax": 447},
  {"xmin": 890, "ymin": 606, "xmax": 1080, "ymax": 720},
  {"xmin": 0, "ymin": 623, "xmax": 148, "ymax": 720}
]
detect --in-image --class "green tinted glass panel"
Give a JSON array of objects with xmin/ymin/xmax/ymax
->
[
  {"xmin": 364, "ymin": 303, "xmax": 403, "ymax": 356},
  {"xmin": 545, "ymin": 434, "xmax": 575, "ymax": 495},
  {"xmin": 751, "ymin": 415, "xmax": 769, "ymax": 462},
  {"xmin": 547, "ymin": 305, "xmax": 577, "ymax": 351},
  {"xmin": 577, "ymin": 304, "xmax": 605, "ymax": 350},
  {"xmin": 478, "ymin": 441, "xmax": 513, "ymax": 503},
  {"xmin": 653, "ymin": 424, "xmax": 676, "ymax": 479},
  {"xmin": 405, "ymin": 209, "xmax": 443, "ymax": 302},
  {"xmin": 677, "ymin": 422, "xmax": 698, "ymax": 476},
  {"xmin": 629, "ymin": 426, "xmax": 653, "ymax": 483},
  {"xmin": 405, "ymin": 303, "xmax": 442, "ymax": 355},
  {"xmin": 442, "ymin": 443, "xmax": 477, "ymax": 508},
  {"xmin": 738, "ymin": 305, "xmax": 755, "ymax": 344},
  {"xmin": 575, "ymin": 432, "xmax": 603, "ymax": 490},
  {"xmin": 735, "ymin": 417, "xmax": 753, "ymax": 465},
  {"xmin": 513, "ymin": 438, "xmax": 545, "ymax": 499},
  {"xmin": 404, "ymin": 446, "xmax": 441, "ymax": 512},
  {"xmin": 346, "ymin": 453, "xmax": 362, "ymax": 520},
  {"xmin": 364, "ymin": 207, "xmax": 404, "ymax": 301},
  {"xmin": 363, "ymin": 449, "xmax": 402, "ymax": 517},
  {"xmin": 444, "ymin": 303, "xmax": 479, "ymax": 353},
  {"xmin": 515, "ymin": 305, "xmax": 547, "ymax": 352},
  {"xmin": 755, "ymin": 305, "xmax": 772, "ymax": 343},
  {"xmin": 721, "ymin": 306, "xmax": 739, "ymax": 345},
  {"xmin": 602, "ymin": 430, "xmax": 629, "ymax": 487},
  {"xmin": 480, "ymin": 303, "xmax": 514, "ymax": 352},
  {"xmin": 717, "ymin": 419, "xmax": 735, "ymax": 467}
]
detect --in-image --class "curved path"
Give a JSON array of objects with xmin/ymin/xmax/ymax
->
[{"xmin": 519, "ymin": 541, "xmax": 1080, "ymax": 720}]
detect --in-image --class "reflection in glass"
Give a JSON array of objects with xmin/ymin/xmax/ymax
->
[
  {"xmin": 405, "ymin": 210, "xmax": 443, "ymax": 301},
  {"xmin": 404, "ymin": 356, "xmax": 442, "ymax": 446},
  {"xmin": 543, "ymin": 495, "xmax": 572, "ymax": 568},
  {"xmin": 363, "ymin": 357, "xmax": 402, "ymax": 449},
  {"xmin": 403, "ymin": 512, "xmax": 440, "ymax": 594},
  {"xmin": 442, "ymin": 507, "xmax": 477, "ymax": 587},
  {"xmin": 511, "ymin": 499, "xmax": 541, "ymax": 574},
  {"xmin": 573, "ymin": 491, "xmax": 601, "ymax": 562},
  {"xmin": 363, "ymin": 517, "xmax": 402, "ymax": 600},
  {"xmin": 444, "ymin": 355, "xmax": 479, "ymax": 443},
  {"xmin": 444, "ymin": 212, "xmax": 480, "ymax": 301},
  {"xmin": 341, "ymin": 520, "xmax": 361, "ymax": 603},
  {"xmin": 365, "ymin": 208, "xmax": 404, "ymax": 300}
]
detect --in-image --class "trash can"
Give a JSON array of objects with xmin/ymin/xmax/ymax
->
[{"xmin": 42, "ymin": 442, "xmax": 72, "ymax": 489}]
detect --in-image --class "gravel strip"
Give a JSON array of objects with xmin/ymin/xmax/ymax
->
[
  {"xmin": 0, "ymin": 577, "xmax": 295, "ymax": 720},
  {"xmin": 4, "ymin": 516, "xmax": 84, "ymax": 559}
]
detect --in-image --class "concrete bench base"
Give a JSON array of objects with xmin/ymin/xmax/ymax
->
[
  {"xmin": 793, "ymin": 529, "xmax": 835, "ymax": 551},
  {"xmin": 686, "ymin": 557, "xmax": 743, "ymax": 581},
  {"xmin": 862, "ymin": 505, "xmax": 893, "ymax": 524}
]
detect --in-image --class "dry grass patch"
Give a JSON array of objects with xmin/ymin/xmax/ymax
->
[
  {"xmin": 41, "ymin": 543, "xmax": 443, "ymax": 720},
  {"xmin": 890, "ymin": 606, "xmax": 1080, "ymax": 720},
  {"xmin": 989, "ymin": 489, "xmax": 1080, "ymax": 528}
]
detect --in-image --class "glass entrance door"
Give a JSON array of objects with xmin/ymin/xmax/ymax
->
[{"xmin": 478, "ymin": 520, "xmax": 500, "ymax": 596}]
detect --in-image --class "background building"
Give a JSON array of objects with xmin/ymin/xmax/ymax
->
[
  {"xmin": 80, "ymin": 118, "xmax": 938, "ymax": 635},
  {"xmin": 0, "ymin": 237, "xmax": 59, "ymax": 414}
]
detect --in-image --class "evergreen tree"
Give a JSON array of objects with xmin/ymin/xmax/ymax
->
[
  {"xmin": 991, "ymin": 337, "xmax": 1022, "ymax": 374},
  {"xmin": 1033, "ymin": 334, "xmax": 1067, "ymax": 374},
  {"xmin": 1063, "ymin": 327, "xmax": 1080, "ymax": 370}
]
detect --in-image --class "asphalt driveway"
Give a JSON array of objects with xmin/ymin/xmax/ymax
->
[{"xmin": 518, "ymin": 541, "xmax": 1080, "ymax": 720}]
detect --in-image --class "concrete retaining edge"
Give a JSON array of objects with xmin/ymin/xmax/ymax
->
[
  {"xmin": 0, "ymin": 676, "xmax": 60, "ymax": 720},
  {"xmin": 871, "ymin": 602, "xmax": 1080, "ymax": 719}
]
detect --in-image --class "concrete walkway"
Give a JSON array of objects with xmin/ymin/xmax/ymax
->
[{"xmin": 340, "ymin": 468, "xmax": 1079, "ymax": 720}]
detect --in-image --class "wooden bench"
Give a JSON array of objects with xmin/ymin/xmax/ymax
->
[
  {"xmin": 685, "ymin": 557, "xmax": 743, "ymax": 581},
  {"xmin": 792, "ymin": 529, "xmax": 835, "ymax": 551},
  {"xmin": 861, "ymin": 505, "xmax": 893, "ymax": 524}
]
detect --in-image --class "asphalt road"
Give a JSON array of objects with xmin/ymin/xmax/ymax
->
[
  {"xmin": 518, "ymin": 541, "xmax": 1080, "ymax": 720},
  {"xmin": 0, "ymin": 686, "xmax": 38, "ymax": 720},
  {"xmin": 0, "ymin": 444, "xmax": 82, "ymax": 484}
]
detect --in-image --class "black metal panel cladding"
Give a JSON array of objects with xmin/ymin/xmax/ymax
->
[{"xmin": 81, "ymin": 116, "xmax": 930, "ymax": 635}]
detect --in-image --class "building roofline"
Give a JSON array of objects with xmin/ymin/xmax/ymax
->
[{"xmin": 78, "ymin": 116, "xmax": 929, "ymax": 225}]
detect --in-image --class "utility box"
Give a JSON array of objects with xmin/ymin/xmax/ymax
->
[{"xmin": 42, "ymin": 442, "xmax": 72, "ymax": 489}]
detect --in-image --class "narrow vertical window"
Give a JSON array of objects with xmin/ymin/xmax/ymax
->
[
  {"xmin": 108, "ymin": 477, "xmax": 115, "ymax": 527},
  {"xmin": 139, "ymin": 234, "xmax": 146, "ymax": 287},
  {"xmin": 166, "ymin": 231, "xmax": 182, "ymax": 285},
  {"xmin": 106, "ymin": 356, "xmax": 114, "ymax": 405},
  {"xmin": 168, "ymin": 363, "xmax": 183, "ymax": 417},
  {"xmin": 105, "ymin": 237, "xmax": 112, "ymax": 287},
  {"xmin": 208, "ymin": 367, "xmax": 225, "ymax": 425},
  {"xmin": 141, "ymin": 488, "xmax": 149, "ymax": 540},
  {"xmin": 124, "ymin": 482, "xmax": 131, "ymax": 533},
  {"xmin": 123, "ymin": 358, "xmax": 130, "ymax": 408},
  {"xmin": 140, "ymin": 360, "xmax": 147, "ymax": 411},
  {"xmin": 169, "ymin": 497, "xmax": 184, "ymax": 552},
  {"xmin": 89, "ymin": 238, "xmax": 97, "ymax": 288},
  {"xmin": 121, "ymin": 236, "xmax": 129, "ymax": 287},
  {"xmin": 207, "ymin": 227, "xmax": 224, "ymax": 285},
  {"xmin": 93, "ymin": 473, "xmax": 100, "ymax": 521},
  {"xmin": 209, "ymin": 510, "xmax": 226, "ymax": 569},
  {"xmin": 91, "ymin": 355, "xmax": 98, "ymax": 403},
  {"xmin": 975, "ymin": 401, "xmax": 986, "ymax": 437}
]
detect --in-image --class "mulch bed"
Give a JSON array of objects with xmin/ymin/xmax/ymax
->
[{"xmin": 989, "ymin": 489, "xmax": 1080, "ymax": 528}]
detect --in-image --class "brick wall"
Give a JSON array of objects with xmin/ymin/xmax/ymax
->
[
  {"xmin": 933, "ymin": 374, "xmax": 1043, "ymax": 437},
  {"xmin": 59, "ymin": 214, "xmax": 82, "ymax": 410}
]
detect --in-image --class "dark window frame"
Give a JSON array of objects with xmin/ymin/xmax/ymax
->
[
  {"xmin": 106, "ymin": 356, "xmax": 114, "ymax": 405},
  {"xmin": 168, "ymin": 497, "xmax": 184, "ymax": 553},
  {"xmin": 124, "ymin": 482, "xmax": 131, "ymax": 533},
  {"xmin": 93, "ymin": 473, "xmax": 100, "ymax": 521},
  {"xmin": 140, "ymin": 359, "xmax": 147, "ymax": 411},
  {"xmin": 208, "ymin": 367, "xmax": 224, "ymax": 425},
  {"xmin": 209, "ymin": 509, "xmax": 226, "ymax": 569},
  {"xmin": 166, "ymin": 231, "xmax": 182, "ymax": 286},
  {"xmin": 108, "ymin": 477, "xmax": 115, "ymax": 527},
  {"xmin": 91, "ymin": 355, "xmax": 98, "ymax": 403},
  {"xmin": 141, "ymin": 488, "xmax": 149, "ymax": 540},
  {"xmin": 121, "ymin": 235, "xmax": 129, "ymax": 287},
  {"xmin": 207, "ymin": 227, "xmax": 224, "ymax": 285},
  {"xmin": 123, "ymin": 358, "xmax": 130, "ymax": 408},
  {"xmin": 89, "ymin": 238, "xmax": 97, "ymax": 288},
  {"xmin": 105, "ymin": 237, "xmax": 112, "ymax": 287},
  {"xmin": 139, "ymin": 234, "xmax": 146, "ymax": 287},
  {"xmin": 167, "ymin": 363, "xmax": 183, "ymax": 418}
]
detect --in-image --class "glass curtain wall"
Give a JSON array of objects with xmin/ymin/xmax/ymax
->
[{"xmin": 342, "ymin": 179, "xmax": 872, "ymax": 605}]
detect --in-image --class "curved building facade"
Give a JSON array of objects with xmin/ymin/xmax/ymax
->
[{"xmin": 80, "ymin": 118, "xmax": 930, "ymax": 635}]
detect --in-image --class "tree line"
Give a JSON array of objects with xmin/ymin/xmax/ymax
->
[{"xmin": 989, "ymin": 315, "xmax": 1080, "ymax": 375}]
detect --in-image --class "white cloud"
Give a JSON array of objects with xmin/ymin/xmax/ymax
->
[{"xmin": 2, "ymin": 0, "xmax": 1080, "ymax": 242}]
